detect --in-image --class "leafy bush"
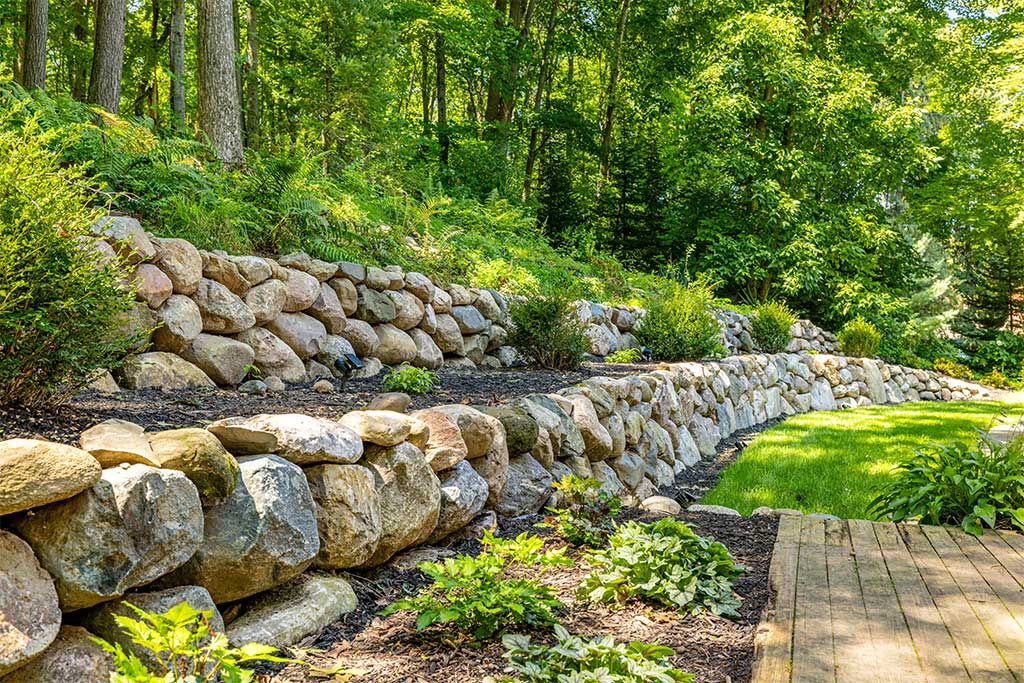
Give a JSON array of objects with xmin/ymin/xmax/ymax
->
[
  {"xmin": 871, "ymin": 435, "xmax": 1024, "ymax": 536},
  {"xmin": 932, "ymin": 357, "xmax": 974, "ymax": 380},
  {"xmin": 580, "ymin": 518, "xmax": 745, "ymax": 617},
  {"xmin": 539, "ymin": 475, "xmax": 622, "ymax": 548},
  {"xmin": 0, "ymin": 112, "xmax": 140, "ymax": 407},
  {"xmin": 95, "ymin": 600, "xmax": 291, "ymax": 683},
  {"xmin": 604, "ymin": 348, "xmax": 644, "ymax": 364},
  {"xmin": 970, "ymin": 332, "xmax": 1024, "ymax": 379},
  {"xmin": 634, "ymin": 278, "xmax": 726, "ymax": 361},
  {"xmin": 381, "ymin": 364, "xmax": 438, "ymax": 394},
  {"xmin": 751, "ymin": 301, "xmax": 796, "ymax": 353},
  {"xmin": 496, "ymin": 625, "xmax": 694, "ymax": 683},
  {"xmin": 382, "ymin": 531, "xmax": 571, "ymax": 641},
  {"xmin": 980, "ymin": 369, "xmax": 1017, "ymax": 389},
  {"xmin": 837, "ymin": 316, "xmax": 882, "ymax": 358},
  {"xmin": 507, "ymin": 293, "xmax": 588, "ymax": 370}
]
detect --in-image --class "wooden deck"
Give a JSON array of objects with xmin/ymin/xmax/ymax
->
[{"xmin": 751, "ymin": 516, "xmax": 1024, "ymax": 683}]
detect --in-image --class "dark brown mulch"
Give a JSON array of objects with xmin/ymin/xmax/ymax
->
[
  {"xmin": 264, "ymin": 510, "xmax": 777, "ymax": 683},
  {"xmin": 0, "ymin": 363, "xmax": 651, "ymax": 445}
]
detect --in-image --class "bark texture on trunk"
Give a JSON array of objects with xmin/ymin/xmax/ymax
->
[
  {"xmin": 169, "ymin": 0, "xmax": 186, "ymax": 131},
  {"xmin": 22, "ymin": 0, "xmax": 47, "ymax": 90},
  {"xmin": 435, "ymin": 32, "xmax": 448, "ymax": 165},
  {"xmin": 244, "ymin": 0, "xmax": 259, "ymax": 150},
  {"xmin": 88, "ymin": 0, "xmax": 126, "ymax": 113},
  {"xmin": 197, "ymin": 0, "xmax": 244, "ymax": 165}
]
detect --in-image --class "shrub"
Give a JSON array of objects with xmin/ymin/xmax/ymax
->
[
  {"xmin": 980, "ymin": 369, "xmax": 1016, "ymax": 389},
  {"xmin": 539, "ymin": 475, "xmax": 622, "ymax": 548},
  {"xmin": 870, "ymin": 436, "xmax": 1024, "ymax": 536},
  {"xmin": 971, "ymin": 332, "xmax": 1024, "ymax": 378},
  {"xmin": 0, "ymin": 112, "xmax": 140, "ymax": 407},
  {"xmin": 604, "ymin": 348, "xmax": 644, "ymax": 364},
  {"xmin": 95, "ymin": 600, "xmax": 292, "ymax": 682},
  {"xmin": 580, "ymin": 518, "xmax": 745, "ymax": 617},
  {"xmin": 751, "ymin": 301, "xmax": 796, "ymax": 353},
  {"xmin": 382, "ymin": 531, "xmax": 571, "ymax": 641},
  {"xmin": 497, "ymin": 625, "xmax": 694, "ymax": 683},
  {"xmin": 633, "ymin": 278, "xmax": 726, "ymax": 361},
  {"xmin": 507, "ymin": 293, "xmax": 588, "ymax": 370},
  {"xmin": 381, "ymin": 364, "xmax": 438, "ymax": 394},
  {"xmin": 837, "ymin": 316, "xmax": 882, "ymax": 358},
  {"xmin": 932, "ymin": 357, "xmax": 974, "ymax": 380}
]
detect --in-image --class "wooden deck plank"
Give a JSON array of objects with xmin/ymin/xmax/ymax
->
[
  {"xmin": 846, "ymin": 519, "xmax": 923, "ymax": 682},
  {"xmin": 983, "ymin": 531, "xmax": 1024, "ymax": 589},
  {"xmin": 801, "ymin": 516, "xmax": 827, "ymax": 546},
  {"xmin": 903, "ymin": 525, "xmax": 1014, "ymax": 683},
  {"xmin": 825, "ymin": 522, "xmax": 873, "ymax": 683},
  {"xmin": 751, "ymin": 537, "xmax": 799, "ymax": 683},
  {"xmin": 874, "ymin": 523, "xmax": 970, "ymax": 683},
  {"xmin": 949, "ymin": 528, "xmax": 1024, "ymax": 629},
  {"xmin": 924, "ymin": 526, "xmax": 1024, "ymax": 677},
  {"xmin": 791, "ymin": 537, "xmax": 835, "ymax": 682},
  {"xmin": 996, "ymin": 530, "xmax": 1024, "ymax": 560}
]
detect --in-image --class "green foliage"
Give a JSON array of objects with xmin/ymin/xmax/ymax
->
[
  {"xmin": 837, "ymin": 317, "xmax": 882, "ymax": 358},
  {"xmin": 382, "ymin": 531, "xmax": 571, "ymax": 642},
  {"xmin": 507, "ymin": 293, "xmax": 588, "ymax": 370},
  {"xmin": 604, "ymin": 348, "xmax": 644, "ymax": 364},
  {"xmin": 580, "ymin": 519, "xmax": 745, "ymax": 618},
  {"xmin": 539, "ymin": 476, "xmax": 622, "ymax": 548},
  {"xmin": 94, "ymin": 601, "xmax": 293, "ymax": 683},
  {"xmin": 871, "ymin": 435, "xmax": 1024, "ymax": 537},
  {"xmin": 381, "ymin": 364, "xmax": 438, "ymax": 395},
  {"xmin": 980, "ymin": 369, "xmax": 1017, "ymax": 389},
  {"xmin": 0, "ymin": 110, "xmax": 139, "ymax": 407},
  {"xmin": 634, "ymin": 278, "xmax": 725, "ymax": 362},
  {"xmin": 969, "ymin": 332, "xmax": 1024, "ymax": 379},
  {"xmin": 495, "ymin": 625, "xmax": 694, "ymax": 683},
  {"xmin": 751, "ymin": 301, "xmax": 796, "ymax": 353},
  {"xmin": 932, "ymin": 357, "xmax": 973, "ymax": 381}
]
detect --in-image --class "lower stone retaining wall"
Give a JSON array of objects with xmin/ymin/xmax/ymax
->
[{"xmin": 0, "ymin": 353, "xmax": 989, "ymax": 679}]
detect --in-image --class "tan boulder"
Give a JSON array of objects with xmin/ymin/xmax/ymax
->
[
  {"xmin": 194, "ymin": 278, "xmax": 256, "ymax": 333},
  {"xmin": 233, "ymin": 255, "xmax": 272, "ymax": 286},
  {"xmin": 79, "ymin": 419, "xmax": 157, "ymax": 468},
  {"xmin": 207, "ymin": 413, "xmax": 363, "ymax": 465},
  {"xmin": 335, "ymin": 261, "xmax": 366, "ymax": 283},
  {"xmin": 364, "ymin": 266, "xmax": 390, "ymax": 290},
  {"xmin": 281, "ymin": 267, "xmax": 320, "ymax": 312},
  {"xmin": 569, "ymin": 395, "xmax": 613, "ymax": 461},
  {"xmin": 0, "ymin": 531, "xmax": 61, "ymax": 677},
  {"xmin": 448, "ymin": 284, "xmax": 473, "ymax": 306},
  {"xmin": 151, "ymin": 294, "xmax": 202, "ymax": 352},
  {"xmin": 409, "ymin": 409, "xmax": 468, "ymax": 471},
  {"xmin": 305, "ymin": 464, "xmax": 381, "ymax": 568},
  {"xmin": 0, "ymin": 626, "xmax": 111, "ymax": 683},
  {"xmin": 0, "ymin": 439, "xmax": 102, "ymax": 516},
  {"xmin": 132, "ymin": 263, "xmax": 173, "ymax": 308},
  {"xmin": 473, "ymin": 289, "xmax": 501, "ymax": 320},
  {"xmin": 243, "ymin": 278, "xmax": 288, "ymax": 325},
  {"xmin": 373, "ymin": 324, "xmax": 417, "ymax": 364},
  {"xmin": 431, "ymin": 313, "xmax": 464, "ymax": 354},
  {"xmin": 181, "ymin": 333, "xmax": 255, "ymax": 386},
  {"xmin": 308, "ymin": 283, "xmax": 347, "ymax": 334},
  {"xmin": 432, "ymin": 287, "xmax": 452, "ymax": 313},
  {"xmin": 117, "ymin": 352, "xmax": 215, "ymax": 390},
  {"xmin": 385, "ymin": 289, "xmax": 425, "ymax": 330},
  {"xmin": 339, "ymin": 318, "xmax": 379, "ymax": 357},
  {"xmin": 430, "ymin": 405, "xmax": 497, "ymax": 458},
  {"xmin": 329, "ymin": 277, "xmax": 358, "ymax": 315},
  {"xmin": 409, "ymin": 328, "xmax": 443, "ymax": 369},
  {"xmin": 149, "ymin": 428, "xmax": 239, "ymax": 505},
  {"xmin": 338, "ymin": 410, "xmax": 427, "ymax": 448},
  {"xmin": 91, "ymin": 215, "xmax": 155, "ymax": 264},
  {"xmin": 202, "ymin": 251, "xmax": 250, "ymax": 295},
  {"xmin": 404, "ymin": 272, "xmax": 435, "ymax": 302},
  {"xmin": 265, "ymin": 312, "xmax": 326, "ymax": 359},
  {"xmin": 151, "ymin": 236, "xmax": 202, "ymax": 295},
  {"xmin": 235, "ymin": 327, "xmax": 306, "ymax": 383}
]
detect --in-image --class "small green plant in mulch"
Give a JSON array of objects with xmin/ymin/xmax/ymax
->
[
  {"xmin": 579, "ymin": 518, "xmax": 745, "ymax": 617},
  {"xmin": 381, "ymin": 364, "xmax": 438, "ymax": 394},
  {"xmin": 871, "ymin": 434, "xmax": 1024, "ymax": 536},
  {"xmin": 750, "ymin": 300, "xmax": 796, "ymax": 353},
  {"xmin": 604, "ymin": 348, "xmax": 644, "ymax": 364},
  {"xmin": 492, "ymin": 624, "xmax": 694, "ymax": 683},
  {"xmin": 538, "ymin": 475, "xmax": 621, "ymax": 548},
  {"xmin": 382, "ymin": 531, "xmax": 571, "ymax": 642}
]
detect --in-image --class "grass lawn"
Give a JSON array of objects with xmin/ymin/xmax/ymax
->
[{"xmin": 699, "ymin": 395, "xmax": 1024, "ymax": 519}]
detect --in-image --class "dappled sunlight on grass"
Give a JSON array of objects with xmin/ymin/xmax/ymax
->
[{"xmin": 700, "ymin": 400, "xmax": 1024, "ymax": 519}]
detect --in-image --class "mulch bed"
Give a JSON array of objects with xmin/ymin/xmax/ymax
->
[{"xmin": 262, "ymin": 509, "xmax": 777, "ymax": 683}]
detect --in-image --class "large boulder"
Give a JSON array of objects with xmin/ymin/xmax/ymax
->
[
  {"xmin": 468, "ymin": 419, "xmax": 509, "ymax": 508},
  {"xmin": 181, "ymin": 333, "xmax": 255, "ymax": 386},
  {"xmin": 79, "ymin": 419, "xmax": 157, "ymax": 468},
  {"xmin": 522, "ymin": 394, "xmax": 585, "ymax": 459},
  {"xmin": 0, "ymin": 626, "xmax": 111, "ymax": 683},
  {"xmin": 431, "ymin": 313, "xmax": 464, "ymax": 355},
  {"xmin": 194, "ymin": 278, "xmax": 256, "ymax": 334},
  {"xmin": 429, "ymin": 405, "xmax": 498, "ymax": 459},
  {"xmin": 409, "ymin": 328, "xmax": 443, "ymax": 369},
  {"xmin": 494, "ymin": 454, "xmax": 552, "ymax": 518},
  {"xmin": 329, "ymin": 277, "xmax": 358, "ymax": 315},
  {"xmin": 450, "ymin": 305, "xmax": 488, "ymax": 334},
  {"xmin": 281, "ymin": 268, "xmax": 320, "ymax": 312},
  {"xmin": 10, "ymin": 465, "xmax": 203, "ymax": 611},
  {"xmin": 339, "ymin": 410, "xmax": 427, "ymax": 448},
  {"xmin": 305, "ymin": 464, "xmax": 381, "ymax": 569},
  {"xmin": 374, "ymin": 324, "xmax": 417, "ymax": 364},
  {"xmin": 427, "ymin": 460, "xmax": 489, "ymax": 543},
  {"xmin": 207, "ymin": 413, "xmax": 363, "ymax": 465},
  {"xmin": 809, "ymin": 379, "xmax": 838, "ymax": 411},
  {"xmin": 113, "ymin": 302, "xmax": 156, "ymax": 352},
  {"xmin": 0, "ymin": 531, "xmax": 61, "ymax": 677},
  {"xmin": 118, "ymin": 352, "xmax": 214, "ymax": 390},
  {"xmin": 156, "ymin": 455, "xmax": 319, "ymax": 603},
  {"xmin": 131, "ymin": 263, "xmax": 172, "ymax": 308},
  {"xmin": 355, "ymin": 285, "xmax": 397, "ymax": 324},
  {"xmin": 308, "ymin": 283, "xmax": 347, "ymax": 334},
  {"xmin": 362, "ymin": 442, "xmax": 442, "ymax": 566},
  {"xmin": 265, "ymin": 312, "xmax": 327, "ymax": 359},
  {"xmin": 408, "ymin": 409, "xmax": 468, "ymax": 471},
  {"xmin": 225, "ymin": 574, "xmax": 356, "ymax": 648},
  {"xmin": 339, "ymin": 318, "xmax": 379, "ymax": 357},
  {"xmin": 235, "ymin": 327, "xmax": 306, "ymax": 383},
  {"xmin": 151, "ymin": 294, "xmax": 203, "ymax": 352},
  {"xmin": 92, "ymin": 215, "xmax": 154, "ymax": 264},
  {"xmin": 568, "ymin": 395, "xmax": 613, "ymax": 461},
  {"xmin": 478, "ymin": 406, "xmax": 538, "ymax": 455},
  {"xmin": 148, "ymin": 428, "xmax": 239, "ymax": 505},
  {"xmin": 244, "ymin": 279, "xmax": 288, "ymax": 325},
  {"xmin": 404, "ymin": 272, "xmax": 435, "ymax": 302},
  {"xmin": 202, "ymin": 252, "xmax": 252, "ymax": 295},
  {"xmin": 150, "ymin": 236, "xmax": 202, "ymax": 295},
  {"xmin": 0, "ymin": 439, "xmax": 102, "ymax": 516},
  {"xmin": 385, "ymin": 289, "xmax": 425, "ymax": 330}
]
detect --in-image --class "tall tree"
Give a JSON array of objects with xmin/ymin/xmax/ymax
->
[
  {"xmin": 169, "ymin": 0, "xmax": 186, "ymax": 131},
  {"xmin": 435, "ymin": 32, "xmax": 448, "ymax": 165},
  {"xmin": 88, "ymin": 0, "xmax": 126, "ymax": 113},
  {"xmin": 21, "ymin": 0, "xmax": 47, "ymax": 90},
  {"xmin": 197, "ymin": 0, "xmax": 244, "ymax": 165},
  {"xmin": 243, "ymin": 0, "xmax": 259, "ymax": 150}
]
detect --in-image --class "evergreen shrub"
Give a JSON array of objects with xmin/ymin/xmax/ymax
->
[
  {"xmin": 634, "ymin": 278, "xmax": 725, "ymax": 361},
  {"xmin": 751, "ymin": 300, "xmax": 796, "ymax": 353},
  {"xmin": 507, "ymin": 293, "xmax": 588, "ymax": 370},
  {"xmin": 837, "ymin": 317, "xmax": 882, "ymax": 358}
]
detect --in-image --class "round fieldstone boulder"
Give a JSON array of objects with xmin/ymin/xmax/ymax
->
[
  {"xmin": 148, "ymin": 428, "xmax": 239, "ymax": 506},
  {"xmin": 329, "ymin": 277, "xmax": 358, "ymax": 315},
  {"xmin": 79, "ymin": 419, "xmax": 157, "ymax": 468},
  {"xmin": 131, "ymin": 263, "xmax": 172, "ymax": 308},
  {"xmin": 151, "ymin": 294, "xmax": 203, "ymax": 353},
  {"xmin": 150, "ymin": 236, "xmax": 202, "ymax": 295},
  {"xmin": 265, "ymin": 312, "xmax": 327, "ymax": 359},
  {"xmin": 235, "ymin": 327, "xmax": 306, "ymax": 383},
  {"xmin": 409, "ymin": 328, "xmax": 443, "ymax": 369},
  {"xmin": 385, "ymin": 289, "xmax": 424, "ymax": 330},
  {"xmin": 181, "ymin": 333, "xmax": 255, "ymax": 386},
  {"xmin": 308, "ymin": 283, "xmax": 347, "ymax": 334},
  {"xmin": 0, "ymin": 531, "xmax": 61, "ymax": 677},
  {"xmin": 156, "ymin": 455, "xmax": 320, "ymax": 604},
  {"xmin": 373, "ymin": 324, "xmax": 417, "ymax": 364},
  {"xmin": 117, "ymin": 352, "xmax": 215, "ymax": 390},
  {"xmin": 355, "ymin": 285, "xmax": 396, "ymax": 323},
  {"xmin": 338, "ymin": 410, "xmax": 426, "ymax": 448},
  {"xmin": 207, "ymin": 413, "xmax": 363, "ymax": 465},
  {"xmin": 305, "ymin": 464, "xmax": 381, "ymax": 569},
  {"xmin": 0, "ymin": 626, "xmax": 111, "ymax": 683},
  {"xmin": 194, "ymin": 278, "xmax": 256, "ymax": 334},
  {"xmin": 494, "ymin": 454, "xmax": 552, "ymax": 518},
  {"xmin": 339, "ymin": 318, "xmax": 379, "ymax": 357},
  {"xmin": 408, "ymin": 409, "xmax": 468, "ymax": 471},
  {"xmin": 281, "ymin": 267, "xmax": 321, "ymax": 312},
  {"xmin": 91, "ymin": 215, "xmax": 154, "ymax": 264},
  {"xmin": 430, "ymin": 313, "xmax": 464, "ymax": 355},
  {"xmin": 429, "ymin": 405, "xmax": 498, "ymax": 459},
  {"xmin": 0, "ymin": 439, "xmax": 102, "ymax": 516},
  {"xmin": 427, "ymin": 460, "xmax": 489, "ymax": 543},
  {"xmin": 450, "ymin": 305, "xmax": 488, "ymax": 334},
  {"xmin": 244, "ymin": 279, "xmax": 288, "ymax": 325},
  {"xmin": 10, "ymin": 465, "xmax": 203, "ymax": 611},
  {"xmin": 478, "ymin": 405, "xmax": 539, "ymax": 455}
]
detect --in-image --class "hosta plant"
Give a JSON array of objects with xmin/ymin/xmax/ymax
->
[
  {"xmin": 493, "ymin": 624, "xmax": 694, "ymax": 683},
  {"xmin": 382, "ymin": 531, "xmax": 570, "ymax": 642},
  {"xmin": 871, "ymin": 435, "xmax": 1024, "ymax": 536},
  {"xmin": 580, "ymin": 518, "xmax": 745, "ymax": 617},
  {"xmin": 539, "ymin": 475, "xmax": 621, "ymax": 548}
]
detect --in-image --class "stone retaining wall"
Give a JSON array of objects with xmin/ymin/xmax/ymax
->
[{"xmin": 0, "ymin": 352, "xmax": 990, "ymax": 680}]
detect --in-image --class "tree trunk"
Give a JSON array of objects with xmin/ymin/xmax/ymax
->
[
  {"xmin": 197, "ymin": 0, "xmax": 244, "ymax": 165},
  {"xmin": 435, "ymin": 32, "xmax": 448, "ymax": 166},
  {"xmin": 70, "ymin": 0, "xmax": 89, "ymax": 100},
  {"xmin": 523, "ymin": 0, "xmax": 560, "ymax": 200},
  {"xmin": 484, "ymin": 0, "xmax": 508, "ymax": 124},
  {"xmin": 22, "ymin": 0, "xmax": 47, "ymax": 90},
  {"xmin": 88, "ymin": 0, "xmax": 126, "ymax": 113},
  {"xmin": 169, "ymin": 0, "xmax": 186, "ymax": 131},
  {"xmin": 420, "ymin": 37, "xmax": 432, "ymax": 134},
  {"xmin": 597, "ymin": 0, "xmax": 631, "ymax": 186},
  {"xmin": 132, "ymin": 0, "xmax": 165, "ymax": 121},
  {"xmin": 243, "ymin": 0, "xmax": 259, "ymax": 150}
]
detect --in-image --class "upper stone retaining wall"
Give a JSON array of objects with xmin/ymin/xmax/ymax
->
[
  {"xmin": 89, "ymin": 215, "xmax": 837, "ymax": 390},
  {"xmin": 0, "ymin": 351, "xmax": 991, "ymax": 679}
]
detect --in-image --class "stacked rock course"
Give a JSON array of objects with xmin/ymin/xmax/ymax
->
[{"xmin": 0, "ymin": 351, "xmax": 990, "ymax": 680}]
